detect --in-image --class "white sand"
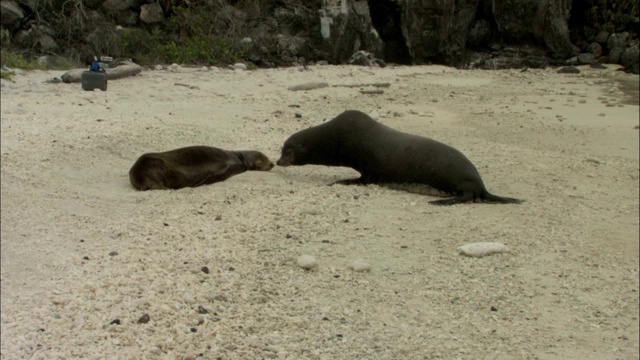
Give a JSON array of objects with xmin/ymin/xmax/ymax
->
[{"xmin": 1, "ymin": 64, "xmax": 638, "ymax": 359}]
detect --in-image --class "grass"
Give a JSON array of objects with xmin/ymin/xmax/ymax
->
[{"xmin": 0, "ymin": 49, "xmax": 82, "ymax": 80}]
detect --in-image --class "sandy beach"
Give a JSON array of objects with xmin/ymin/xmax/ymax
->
[{"xmin": 1, "ymin": 63, "xmax": 638, "ymax": 359}]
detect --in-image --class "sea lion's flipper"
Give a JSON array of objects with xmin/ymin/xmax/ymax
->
[
  {"xmin": 330, "ymin": 177, "xmax": 368, "ymax": 186},
  {"xmin": 190, "ymin": 163, "xmax": 232, "ymax": 187},
  {"xmin": 430, "ymin": 192, "xmax": 524, "ymax": 205},
  {"xmin": 429, "ymin": 192, "xmax": 475, "ymax": 205},
  {"xmin": 482, "ymin": 193, "xmax": 524, "ymax": 204}
]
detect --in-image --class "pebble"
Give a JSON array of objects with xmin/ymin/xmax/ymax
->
[
  {"xmin": 138, "ymin": 313, "xmax": 150, "ymax": 324},
  {"xmin": 457, "ymin": 242, "xmax": 510, "ymax": 258},
  {"xmin": 297, "ymin": 255, "xmax": 317, "ymax": 270},
  {"xmin": 205, "ymin": 292, "xmax": 228, "ymax": 302},
  {"xmin": 182, "ymin": 294, "xmax": 196, "ymax": 304},
  {"xmin": 349, "ymin": 260, "xmax": 372, "ymax": 272}
]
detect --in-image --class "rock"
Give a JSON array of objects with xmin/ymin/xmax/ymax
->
[
  {"xmin": 316, "ymin": 0, "xmax": 383, "ymax": 64},
  {"xmin": 589, "ymin": 62, "xmax": 607, "ymax": 69},
  {"xmin": 182, "ymin": 294, "xmax": 196, "ymax": 304},
  {"xmin": 205, "ymin": 292, "xmax": 229, "ymax": 302},
  {"xmin": 586, "ymin": 42, "xmax": 602, "ymax": 58},
  {"xmin": 557, "ymin": 66, "xmax": 580, "ymax": 74},
  {"xmin": 607, "ymin": 33, "xmax": 629, "ymax": 51},
  {"xmin": 620, "ymin": 45, "xmax": 639, "ymax": 69},
  {"xmin": 288, "ymin": 82, "xmax": 329, "ymax": 91},
  {"xmin": 457, "ymin": 242, "xmax": 510, "ymax": 258},
  {"xmin": 607, "ymin": 47, "xmax": 624, "ymax": 64},
  {"xmin": 232, "ymin": 63, "xmax": 247, "ymax": 70},
  {"xmin": 492, "ymin": 0, "xmax": 573, "ymax": 59},
  {"xmin": 399, "ymin": 0, "xmax": 478, "ymax": 64},
  {"xmin": 296, "ymin": 255, "xmax": 317, "ymax": 270},
  {"xmin": 138, "ymin": 313, "xmax": 150, "ymax": 324},
  {"xmin": 348, "ymin": 51, "xmax": 374, "ymax": 66},
  {"xmin": 576, "ymin": 53, "xmax": 594, "ymax": 65},
  {"xmin": 0, "ymin": 1, "xmax": 25, "ymax": 31},
  {"xmin": 349, "ymin": 260, "xmax": 372, "ymax": 272},
  {"xmin": 467, "ymin": 19, "xmax": 491, "ymax": 49},
  {"xmin": 140, "ymin": 3, "xmax": 164, "ymax": 24},
  {"xmin": 594, "ymin": 31, "xmax": 609, "ymax": 44}
]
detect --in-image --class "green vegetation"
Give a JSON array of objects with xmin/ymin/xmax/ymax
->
[
  {"xmin": 115, "ymin": 7, "xmax": 254, "ymax": 66},
  {"xmin": 1, "ymin": 49, "xmax": 44, "ymax": 70}
]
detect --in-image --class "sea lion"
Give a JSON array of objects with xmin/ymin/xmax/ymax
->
[
  {"xmin": 129, "ymin": 146, "xmax": 274, "ymax": 191},
  {"xmin": 276, "ymin": 110, "xmax": 522, "ymax": 205}
]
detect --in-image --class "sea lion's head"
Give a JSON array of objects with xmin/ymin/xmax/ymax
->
[{"xmin": 241, "ymin": 151, "xmax": 274, "ymax": 171}]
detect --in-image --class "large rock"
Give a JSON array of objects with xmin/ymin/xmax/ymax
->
[
  {"xmin": 491, "ymin": 0, "xmax": 573, "ymax": 59},
  {"xmin": 317, "ymin": 0, "xmax": 383, "ymax": 64},
  {"xmin": 12, "ymin": 23, "xmax": 59, "ymax": 52},
  {"xmin": 1, "ymin": 0, "xmax": 25, "ymax": 31},
  {"xmin": 620, "ymin": 44, "xmax": 639, "ymax": 72},
  {"xmin": 140, "ymin": 3, "xmax": 163, "ymax": 24}
]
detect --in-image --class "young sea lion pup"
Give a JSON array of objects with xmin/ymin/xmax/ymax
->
[
  {"xmin": 129, "ymin": 146, "xmax": 274, "ymax": 190},
  {"xmin": 276, "ymin": 110, "xmax": 523, "ymax": 205}
]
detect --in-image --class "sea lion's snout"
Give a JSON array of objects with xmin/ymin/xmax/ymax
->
[{"xmin": 276, "ymin": 157, "xmax": 290, "ymax": 167}]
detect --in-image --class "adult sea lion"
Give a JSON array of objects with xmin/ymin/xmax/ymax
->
[
  {"xmin": 276, "ymin": 110, "xmax": 522, "ymax": 205},
  {"xmin": 129, "ymin": 146, "xmax": 274, "ymax": 191}
]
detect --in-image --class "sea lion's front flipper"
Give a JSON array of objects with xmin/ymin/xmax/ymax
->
[
  {"xmin": 429, "ymin": 193, "xmax": 475, "ymax": 205},
  {"xmin": 190, "ymin": 163, "xmax": 232, "ymax": 187},
  {"xmin": 330, "ymin": 177, "xmax": 368, "ymax": 186}
]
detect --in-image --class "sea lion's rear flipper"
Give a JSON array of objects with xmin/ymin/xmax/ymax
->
[{"xmin": 481, "ymin": 193, "xmax": 524, "ymax": 204}]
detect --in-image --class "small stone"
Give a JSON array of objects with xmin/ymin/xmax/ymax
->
[
  {"xmin": 457, "ymin": 242, "xmax": 510, "ymax": 258},
  {"xmin": 183, "ymin": 294, "xmax": 196, "ymax": 304},
  {"xmin": 138, "ymin": 313, "xmax": 150, "ymax": 324},
  {"xmin": 490, "ymin": 306, "xmax": 498, "ymax": 312},
  {"xmin": 198, "ymin": 305, "xmax": 209, "ymax": 314},
  {"xmin": 215, "ymin": 215, "xmax": 222, "ymax": 221},
  {"xmin": 205, "ymin": 292, "xmax": 229, "ymax": 302},
  {"xmin": 110, "ymin": 319, "xmax": 121, "ymax": 325},
  {"xmin": 297, "ymin": 255, "xmax": 317, "ymax": 270},
  {"xmin": 349, "ymin": 260, "xmax": 372, "ymax": 272},
  {"xmin": 109, "ymin": 251, "xmax": 118, "ymax": 256},
  {"xmin": 201, "ymin": 266, "xmax": 209, "ymax": 274}
]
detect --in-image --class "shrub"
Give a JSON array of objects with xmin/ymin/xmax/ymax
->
[{"xmin": 115, "ymin": 9, "xmax": 252, "ymax": 66}]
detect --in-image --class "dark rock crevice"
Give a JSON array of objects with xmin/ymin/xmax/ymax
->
[{"xmin": 368, "ymin": 0, "xmax": 411, "ymax": 64}]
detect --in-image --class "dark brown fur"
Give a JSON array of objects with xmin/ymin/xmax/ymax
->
[
  {"xmin": 277, "ymin": 110, "xmax": 522, "ymax": 205},
  {"xmin": 129, "ymin": 146, "xmax": 273, "ymax": 191}
]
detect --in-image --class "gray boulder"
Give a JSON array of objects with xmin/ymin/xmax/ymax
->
[
  {"xmin": 140, "ymin": 3, "xmax": 164, "ymax": 24},
  {"xmin": 620, "ymin": 44, "xmax": 639, "ymax": 73},
  {"xmin": 0, "ymin": 0, "xmax": 24, "ymax": 31}
]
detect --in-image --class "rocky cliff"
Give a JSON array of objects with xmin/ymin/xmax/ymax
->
[{"xmin": 1, "ymin": 0, "xmax": 638, "ymax": 73}]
